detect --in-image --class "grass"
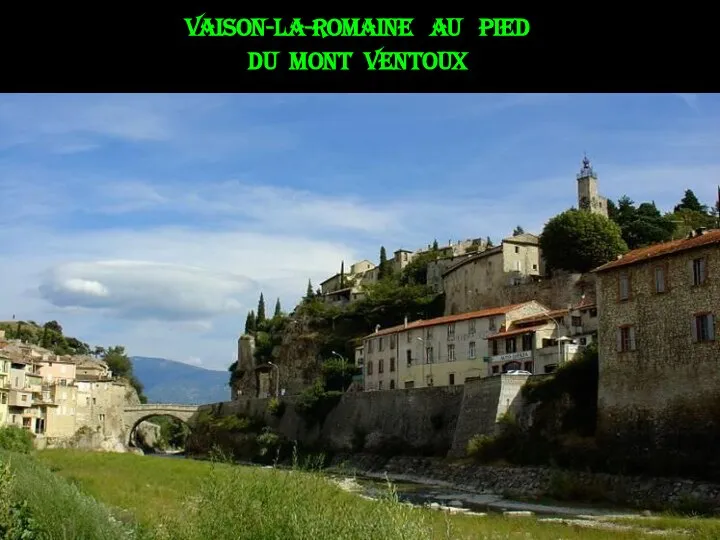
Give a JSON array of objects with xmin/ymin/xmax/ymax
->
[{"xmin": 16, "ymin": 449, "xmax": 709, "ymax": 539}]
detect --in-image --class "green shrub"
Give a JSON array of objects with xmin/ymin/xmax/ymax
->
[
  {"xmin": 295, "ymin": 381, "xmax": 342, "ymax": 428},
  {"xmin": 268, "ymin": 398, "xmax": 286, "ymax": 418},
  {"xmin": 0, "ymin": 427, "xmax": 34, "ymax": 454}
]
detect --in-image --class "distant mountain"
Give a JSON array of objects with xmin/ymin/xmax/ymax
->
[{"xmin": 130, "ymin": 356, "xmax": 229, "ymax": 405}]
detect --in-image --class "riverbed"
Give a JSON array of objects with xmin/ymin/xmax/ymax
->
[{"xmin": 150, "ymin": 451, "xmax": 641, "ymax": 521}]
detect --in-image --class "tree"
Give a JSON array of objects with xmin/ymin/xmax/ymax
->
[
  {"xmin": 674, "ymin": 189, "xmax": 706, "ymax": 213},
  {"xmin": 305, "ymin": 279, "xmax": 315, "ymax": 300},
  {"xmin": 244, "ymin": 311, "xmax": 256, "ymax": 334},
  {"xmin": 609, "ymin": 196, "xmax": 676, "ymax": 249},
  {"xmin": 540, "ymin": 209, "xmax": 628, "ymax": 273},
  {"xmin": 102, "ymin": 346, "xmax": 147, "ymax": 402},
  {"xmin": 43, "ymin": 320, "xmax": 63, "ymax": 334},
  {"xmin": 378, "ymin": 246, "xmax": 388, "ymax": 280},
  {"xmin": 432, "ymin": 239, "xmax": 439, "ymax": 250},
  {"xmin": 93, "ymin": 346, "xmax": 106, "ymax": 358},
  {"xmin": 400, "ymin": 250, "xmax": 438, "ymax": 286},
  {"xmin": 486, "ymin": 236, "xmax": 493, "ymax": 247},
  {"xmin": 273, "ymin": 298, "xmax": 282, "ymax": 318},
  {"xmin": 256, "ymin": 293, "xmax": 266, "ymax": 324},
  {"xmin": 339, "ymin": 261, "xmax": 345, "ymax": 288},
  {"xmin": 321, "ymin": 358, "xmax": 360, "ymax": 392},
  {"xmin": 513, "ymin": 226, "xmax": 525, "ymax": 236}
]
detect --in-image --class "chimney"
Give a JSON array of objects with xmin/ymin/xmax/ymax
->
[
  {"xmin": 375, "ymin": 324, "xmax": 381, "ymax": 334},
  {"xmin": 404, "ymin": 316, "xmax": 408, "ymax": 329}
]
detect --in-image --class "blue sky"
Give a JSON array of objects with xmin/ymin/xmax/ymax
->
[{"xmin": 0, "ymin": 93, "xmax": 718, "ymax": 370}]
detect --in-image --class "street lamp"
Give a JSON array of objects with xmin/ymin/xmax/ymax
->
[
  {"xmin": 267, "ymin": 362, "xmax": 280, "ymax": 397},
  {"xmin": 541, "ymin": 308, "xmax": 570, "ymax": 367},
  {"xmin": 331, "ymin": 350, "xmax": 347, "ymax": 391}
]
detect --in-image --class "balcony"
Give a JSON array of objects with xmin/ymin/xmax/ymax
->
[{"xmin": 8, "ymin": 390, "xmax": 32, "ymax": 408}]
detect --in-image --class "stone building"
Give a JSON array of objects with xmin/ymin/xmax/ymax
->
[
  {"xmin": 486, "ymin": 296, "xmax": 597, "ymax": 375},
  {"xmin": 592, "ymin": 228, "xmax": 720, "ymax": 465},
  {"xmin": 361, "ymin": 301, "xmax": 548, "ymax": 391},
  {"xmin": 442, "ymin": 233, "xmax": 545, "ymax": 315},
  {"xmin": 577, "ymin": 155, "xmax": 608, "ymax": 218}
]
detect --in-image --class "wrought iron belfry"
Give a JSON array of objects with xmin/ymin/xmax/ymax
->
[{"xmin": 577, "ymin": 153, "xmax": 597, "ymax": 180}]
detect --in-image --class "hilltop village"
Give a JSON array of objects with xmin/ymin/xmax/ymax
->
[
  {"xmin": 0, "ymin": 324, "xmax": 146, "ymax": 451},
  {"xmin": 227, "ymin": 156, "xmax": 720, "ymax": 482}
]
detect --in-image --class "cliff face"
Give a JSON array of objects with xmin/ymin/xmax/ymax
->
[{"xmin": 232, "ymin": 317, "xmax": 323, "ymax": 399}]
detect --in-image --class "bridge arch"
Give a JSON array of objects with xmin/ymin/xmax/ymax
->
[{"xmin": 123, "ymin": 404, "xmax": 200, "ymax": 448}]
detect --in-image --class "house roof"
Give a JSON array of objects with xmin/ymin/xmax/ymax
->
[
  {"xmin": 503, "ymin": 232, "xmax": 540, "ymax": 245},
  {"xmin": 592, "ymin": 229, "xmax": 720, "ymax": 273},
  {"xmin": 487, "ymin": 324, "xmax": 547, "ymax": 340},
  {"xmin": 320, "ymin": 273, "xmax": 340, "ymax": 286},
  {"xmin": 441, "ymin": 245, "xmax": 503, "ymax": 276},
  {"xmin": 513, "ymin": 309, "xmax": 569, "ymax": 326},
  {"xmin": 362, "ymin": 302, "xmax": 539, "ymax": 339}
]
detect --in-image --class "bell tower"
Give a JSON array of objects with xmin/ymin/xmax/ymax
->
[{"xmin": 577, "ymin": 154, "xmax": 608, "ymax": 218}]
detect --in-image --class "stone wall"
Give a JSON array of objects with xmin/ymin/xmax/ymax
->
[
  {"xmin": 449, "ymin": 374, "xmax": 529, "ymax": 457},
  {"xmin": 201, "ymin": 385, "xmax": 466, "ymax": 456},
  {"xmin": 332, "ymin": 454, "xmax": 720, "ymax": 511},
  {"xmin": 446, "ymin": 271, "xmax": 595, "ymax": 315}
]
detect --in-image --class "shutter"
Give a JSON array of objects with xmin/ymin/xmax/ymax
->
[
  {"xmin": 711, "ymin": 314, "xmax": 716, "ymax": 341},
  {"xmin": 616, "ymin": 328, "xmax": 622, "ymax": 352},
  {"xmin": 629, "ymin": 327, "xmax": 636, "ymax": 351},
  {"xmin": 690, "ymin": 260, "xmax": 696, "ymax": 285},
  {"xmin": 691, "ymin": 316, "xmax": 698, "ymax": 343}
]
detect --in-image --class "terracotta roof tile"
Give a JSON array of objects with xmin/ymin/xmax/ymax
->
[
  {"xmin": 593, "ymin": 229, "xmax": 720, "ymax": 273},
  {"xmin": 487, "ymin": 324, "xmax": 547, "ymax": 339},
  {"xmin": 363, "ymin": 302, "xmax": 537, "ymax": 339}
]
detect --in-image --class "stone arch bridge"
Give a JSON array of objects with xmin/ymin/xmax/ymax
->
[{"xmin": 123, "ymin": 404, "xmax": 201, "ymax": 446}]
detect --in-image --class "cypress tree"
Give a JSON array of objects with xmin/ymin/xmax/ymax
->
[
  {"xmin": 274, "ymin": 298, "xmax": 282, "ymax": 318},
  {"xmin": 257, "ymin": 293, "xmax": 266, "ymax": 324}
]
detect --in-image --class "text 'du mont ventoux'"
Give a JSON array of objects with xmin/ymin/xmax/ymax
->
[{"xmin": 183, "ymin": 17, "xmax": 531, "ymax": 71}]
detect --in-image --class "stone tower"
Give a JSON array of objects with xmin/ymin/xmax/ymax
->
[{"xmin": 576, "ymin": 155, "xmax": 608, "ymax": 218}]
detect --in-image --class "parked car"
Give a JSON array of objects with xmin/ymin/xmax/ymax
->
[{"xmin": 505, "ymin": 370, "xmax": 532, "ymax": 375}]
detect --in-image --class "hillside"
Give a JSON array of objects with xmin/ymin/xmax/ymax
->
[{"xmin": 130, "ymin": 356, "xmax": 229, "ymax": 405}]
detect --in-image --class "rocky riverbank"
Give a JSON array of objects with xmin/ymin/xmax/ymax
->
[{"xmin": 329, "ymin": 454, "xmax": 720, "ymax": 514}]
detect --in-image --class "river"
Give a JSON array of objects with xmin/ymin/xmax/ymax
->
[{"xmin": 147, "ymin": 451, "xmax": 640, "ymax": 521}]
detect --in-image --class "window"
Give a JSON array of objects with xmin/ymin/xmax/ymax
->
[
  {"xmin": 367, "ymin": 340, "xmax": 373, "ymax": 354},
  {"xmin": 505, "ymin": 337, "xmax": 517, "ymax": 353},
  {"xmin": 21, "ymin": 394, "xmax": 27, "ymax": 402},
  {"xmin": 532, "ymin": 264, "xmax": 537, "ymax": 270},
  {"xmin": 426, "ymin": 347, "xmax": 434, "ymax": 364},
  {"xmin": 404, "ymin": 381, "xmax": 414, "ymax": 389},
  {"xmin": 378, "ymin": 381, "xmax": 383, "ymax": 390},
  {"xmin": 0, "ymin": 393, "xmax": 5, "ymax": 404},
  {"xmin": 580, "ymin": 337, "xmax": 587, "ymax": 346},
  {"xmin": 693, "ymin": 313, "xmax": 715, "ymax": 342},
  {"xmin": 378, "ymin": 338, "xmax": 384, "ymax": 352},
  {"xmin": 692, "ymin": 257, "xmax": 707, "ymax": 286},
  {"xmin": 367, "ymin": 361, "xmax": 373, "ymax": 375},
  {"xmin": 407, "ymin": 331, "xmax": 412, "ymax": 343},
  {"xmin": 426, "ymin": 328, "xmax": 433, "ymax": 340},
  {"xmin": 492, "ymin": 340, "xmax": 499, "ymax": 356},
  {"xmin": 378, "ymin": 359, "xmax": 384, "ymax": 374},
  {"xmin": 99, "ymin": 413, "xmax": 105, "ymax": 422},
  {"xmin": 468, "ymin": 319, "xmax": 476, "ymax": 335},
  {"xmin": 448, "ymin": 344, "xmax": 455, "ymax": 362},
  {"xmin": 521, "ymin": 333, "xmax": 533, "ymax": 351},
  {"xmin": 390, "ymin": 358, "xmax": 396, "ymax": 372},
  {"xmin": 492, "ymin": 365, "xmax": 500, "ymax": 374},
  {"xmin": 654, "ymin": 266, "xmax": 666, "ymax": 293},
  {"xmin": 589, "ymin": 308, "xmax": 598, "ymax": 318},
  {"xmin": 390, "ymin": 335, "xmax": 396, "ymax": 349},
  {"xmin": 468, "ymin": 341, "xmax": 476, "ymax": 358},
  {"xmin": 523, "ymin": 361, "xmax": 533, "ymax": 373},
  {"xmin": 447, "ymin": 323, "xmax": 455, "ymax": 341},
  {"xmin": 571, "ymin": 316, "xmax": 582, "ymax": 327},
  {"xmin": 449, "ymin": 373, "xmax": 455, "ymax": 386},
  {"xmin": 616, "ymin": 326, "xmax": 636, "ymax": 352},
  {"xmin": 406, "ymin": 349, "xmax": 412, "ymax": 366},
  {"xmin": 488, "ymin": 317, "xmax": 496, "ymax": 331},
  {"xmin": 514, "ymin": 246, "xmax": 519, "ymax": 254},
  {"xmin": 618, "ymin": 272, "xmax": 630, "ymax": 300},
  {"xmin": 389, "ymin": 380, "xmax": 395, "ymax": 390}
]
